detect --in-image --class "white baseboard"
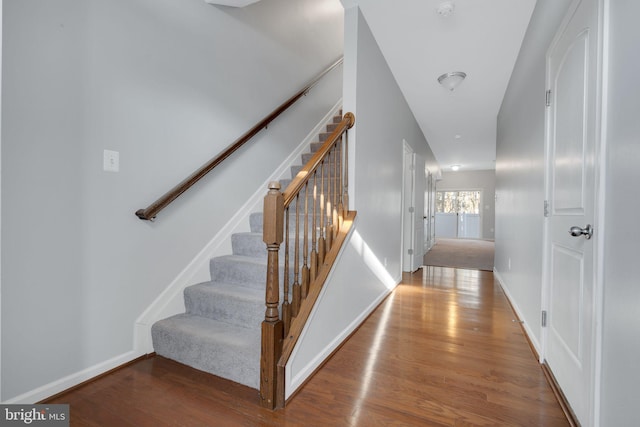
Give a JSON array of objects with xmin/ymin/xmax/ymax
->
[
  {"xmin": 3, "ymin": 350, "xmax": 145, "ymax": 404},
  {"xmin": 134, "ymin": 100, "xmax": 344, "ymax": 354},
  {"xmin": 493, "ymin": 268, "xmax": 542, "ymax": 357}
]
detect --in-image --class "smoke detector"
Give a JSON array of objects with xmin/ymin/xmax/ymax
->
[{"xmin": 437, "ymin": 1, "xmax": 455, "ymax": 17}]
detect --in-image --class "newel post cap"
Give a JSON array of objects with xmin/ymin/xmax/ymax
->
[{"xmin": 344, "ymin": 112, "xmax": 355, "ymax": 129}]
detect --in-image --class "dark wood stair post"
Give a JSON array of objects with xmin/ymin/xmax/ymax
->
[{"xmin": 260, "ymin": 182, "xmax": 284, "ymax": 409}]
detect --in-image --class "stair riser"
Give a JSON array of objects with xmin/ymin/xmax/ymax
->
[
  {"xmin": 278, "ymin": 191, "xmax": 346, "ymax": 211},
  {"xmin": 280, "ymin": 177, "xmax": 342, "ymax": 191},
  {"xmin": 300, "ymin": 154, "xmax": 343, "ymax": 168},
  {"xmin": 326, "ymin": 123, "xmax": 340, "ymax": 132},
  {"xmin": 234, "ymin": 231, "xmax": 329, "ymax": 257},
  {"xmin": 232, "ymin": 233, "xmax": 310, "ymax": 259},
  {"xmin": 184, "ymin": 285, "xmax": 263, "ymax": 327},
  {"xmin": 210, "ymin": 258, "xmax": 265, "ymax": 287},
  {"xmin": 209, "ymin": 257, "xmax": 300, "ymax": 289},
  {"xmin": 302, "ymin": 139, "xmax": 343, "ymax": 153},
  {"xmin": 291, "ymin": 164, "xmax": 342, "ymax": 178},
  {"xmin": 287, "ymin": 201, "xmax": 344, "ymax": 219},
  {"xmin": 309, "ymin": 141, "xmax": 342, "ymax": 152},
  {"xmin": 319, "ymin": 132, "xmax": 340, "ymax": 142}
]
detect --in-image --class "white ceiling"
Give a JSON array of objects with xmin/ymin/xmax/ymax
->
[
  {"xmin": 345, "ymin": 0, "xmax": 537, "ymax": 171},
  {"xmin": 207, "ymin": 0, "xmax": 537, "ymax": 171}
]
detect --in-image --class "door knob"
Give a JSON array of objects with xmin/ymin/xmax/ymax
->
[{"xmin": 569, "ymin": 224, "xmax": 593, "ymax": 240}]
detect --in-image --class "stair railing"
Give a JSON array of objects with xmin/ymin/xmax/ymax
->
[
  {"xmin": 261, "ymin": 112, "xmax": 356, "ymax": 409},
  {"xmin": 135, "ymin": 57, "xmax": 343, "ymax": 221}
]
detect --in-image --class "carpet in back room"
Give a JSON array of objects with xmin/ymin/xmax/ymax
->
[{"xmin": 423, "ymin": 238, "xmax": 495, "ymax": 271}]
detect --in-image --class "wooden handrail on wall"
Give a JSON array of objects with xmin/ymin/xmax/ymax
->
[
  {"xmin": 135, "ymin": 57, "xmax": 344, "ymax": 221},
  {"xmin": 260, "ymin": 112, "xmax": 356, "ymax": 409}
]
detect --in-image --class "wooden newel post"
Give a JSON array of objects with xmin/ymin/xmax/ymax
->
[{"xmin": 260, "ymin": 181, "xmax": 284, "ymax": 409}]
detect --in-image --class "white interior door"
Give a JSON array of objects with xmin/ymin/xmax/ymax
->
[
  {"xmin": 402, "ymin": 142, "xmax": 415, "ymax": 272},
  {"xmin": 544, "ymin": 0, "xmax": 600, "ymax": 424}
]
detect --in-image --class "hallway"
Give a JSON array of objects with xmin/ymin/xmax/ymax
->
[
  {"xmin": 48, "ymin": 267, "xmax": 568, "ymax": 426},
  {"xmin": 424, "ymin": 238, "xmax": 495, "ymax": 271}
]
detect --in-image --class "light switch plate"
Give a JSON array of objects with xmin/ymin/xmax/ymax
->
[{"xmin": 103, "ymin": 149, "xmax": 119, "ymax": 172}]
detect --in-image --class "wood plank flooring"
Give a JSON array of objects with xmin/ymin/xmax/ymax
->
[{"xmin": 46, "ymin": 267, "xmax": 568, "ymax": 426}]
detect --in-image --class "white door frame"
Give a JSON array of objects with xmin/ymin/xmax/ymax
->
[
  {"xmin": 541, "ymin": 0, "xmax": 606, "ymax": 424},
  {"xmin": 412, "ymin": 154, "xmax": 425, "ymax": 271},
  {"xmin": 424, "ymin": 170, "xmax": 433, "ymax": 252}
]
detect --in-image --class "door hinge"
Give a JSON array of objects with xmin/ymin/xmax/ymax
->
[
  {"xmin": 545, "ymin": 90, "xmax": 552, "ymax": 107},
  {"xmin": 544, "ymin": 200, "xmax": 550, "ymax": 217},
  {"xmin": 541, "ymin": 310, "xmax": 548, "ymax": 327}
]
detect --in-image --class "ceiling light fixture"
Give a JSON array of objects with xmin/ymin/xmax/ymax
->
[
  {"xmin": 451, "ymin": 165, "xmax": 461, "ymax": 171},
  {"xmin": 438, "ymin": 71, "xmax": 467, "ymax": 91},
  {"xmin": 437, "ymin": 1, "xmax": 455, "ymax": 17}
]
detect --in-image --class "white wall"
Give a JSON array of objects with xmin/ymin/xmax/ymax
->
[
  {"xmin": 286, "ymin": 5, "xmax": 439, "ymax": 397},
  {"xmin": 2, "ymin": 0, "xmax": 87, "ymax": 402},
  {"xmin": 345, "ymin": 7, "xmax": 439, "ymax": 270},
  {"xmin": 599, "ymin": 1, "xmax": 640, "ymax": 424},
  {"xmin": 1, "ymin": 0, "xmax": 344, "ymax": 402},
  {"xmin": 436, "ymin": 170, "xmax": 496, "ymax": 239},
  {"xmin": 495, "ymin": 0, "xmax": 572, "ymax": 351}
]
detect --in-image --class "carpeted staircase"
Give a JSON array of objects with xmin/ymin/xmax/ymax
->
[{"xmin": 151, "ymin": 113, "xmax": 343, "ymax": 389}]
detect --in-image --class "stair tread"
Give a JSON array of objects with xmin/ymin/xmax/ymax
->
[
  {"xmin": 154, "ymin": 313, "xmax": 259, "ymax": 343},
  {"xmin": 152, "ymin": 314, "xmax": 260, "ymax": 388}
]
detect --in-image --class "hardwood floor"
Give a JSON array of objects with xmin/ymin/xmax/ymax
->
[{"xmin": 46, "ymin": 267, "xmax": 569, "ymax": 426}]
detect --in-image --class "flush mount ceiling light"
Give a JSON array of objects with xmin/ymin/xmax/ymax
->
[
  {"xmin": 438, "ymin": 71, "xmax": 467, "ymax": 91},
  {"xmin": 451, "ymin": 165, "xmax": 461, "ymax": 171},
  {"xmin": 437, "ymin": 1, "xmax": 455, "ymax": 17}
]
